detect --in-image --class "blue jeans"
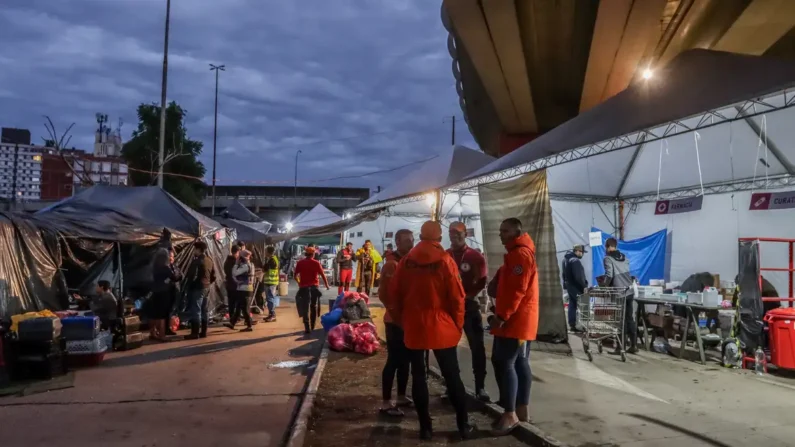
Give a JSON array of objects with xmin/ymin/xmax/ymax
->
[
  {"xmin": 491, "ymin": 336, "xmax": 532, "ymax": 412},
  {"xmin": 567, "ymin": 294, "xmax": 578, "ymax": 328},
  {"xmin": 186, "ymin": 288, "xmax": 210, "ymax": 325},
  {"xmin": 265, "ymin": 285, "xmax": 277, "ymax": 316}
]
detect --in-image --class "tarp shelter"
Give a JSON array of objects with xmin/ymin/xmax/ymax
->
[
  {"xmin": 33, "ymin": 186, "xmax": 235, "ymax": 312},
  {"xmin": 218, "ymin": 199, "xmax": 274, "ymax": 269},
  {"xmin": 0, "ymin": 212, "xmax": 68, "ymax": 317},
  {"xmin": 221, "ymin": 199, "xmax": 272, "ymax": 235}
]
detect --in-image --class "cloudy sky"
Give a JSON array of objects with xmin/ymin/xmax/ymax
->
[{"xmin": 0, "ymin": 0, "xmax": 476, "ymax": 190}]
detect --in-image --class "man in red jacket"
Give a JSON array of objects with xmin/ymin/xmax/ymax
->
[
  {"xmin": 391, "ymin": 221, "xmax": 474, "ymax": 441},
  {"xmin": 294, "ymin": 247, "xmax": 330, "ymax": 333},
  {"xmin": 488, "ymin": 218, "xmax": 538, "ymax": 436}
]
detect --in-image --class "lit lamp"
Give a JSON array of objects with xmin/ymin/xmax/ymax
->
[
  {"xmin": 425, "ymin": 193, "xmax": 436, "ymax": 207},
  {"xmin": 642, "ymin": 68, "xmax": 654, "ymax": 80},
  {"xmin": 285, "ymin": 222, "xmax": 293, "ymax": 232}
]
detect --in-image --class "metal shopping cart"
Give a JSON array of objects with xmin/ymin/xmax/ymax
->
[{"xmin": 577, "ymin": 287, "xmax": 630, "ymax": 362}]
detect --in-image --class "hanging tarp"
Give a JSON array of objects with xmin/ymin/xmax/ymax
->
[
  {"xmin": 590, "ymin": 228, "xmax": 667, "ymax": 286},
  {"xmin": 271, "ymin": 208, "xmax": 384, "ymax": 243},
  {"xmin": 478, "ymin": 170, "xmax": 568, "ymax": 344},
  {"xmin": 0, "ymin": 213, "xmax": 68, "ymax": 317},
  {"xmin": 737, "ymin": 240, "xmax": 764, "ymax": 353}
]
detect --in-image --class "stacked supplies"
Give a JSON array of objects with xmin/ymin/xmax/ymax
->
[{"xmin": 61, "ymin": 316, "xmax": 108, "ymax": 367}]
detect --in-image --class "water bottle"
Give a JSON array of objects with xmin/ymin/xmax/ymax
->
[{"xmin": 754, "ymin": 346, "xmax": 765, "ymax": 375}]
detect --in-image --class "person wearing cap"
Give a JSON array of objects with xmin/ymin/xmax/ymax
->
[
  {"xmin": 488, "ymin": 218, "xmax": 538, "ymax": 436},
  {"xmin": 228, "ymin": 249, "xmax": 255, "ymax": 332},
  {"xmin": 391, "ymin": 220, "xmax": 474, "ymax": 441},
  {"xmin": 447, "ymin": 221, "xmax": 490, "ymax": 402},
  {"xmin": 562, "ymin": 244, "xmax": 588, "ymax": 332},
  {"xmin": 293, "ymin": 246, "xmax": 330, "ymax": 333}
]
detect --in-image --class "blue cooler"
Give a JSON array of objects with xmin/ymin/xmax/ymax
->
[{"xmin": 61, "ymin": 316, "xmax": 101, "ymax": 341}]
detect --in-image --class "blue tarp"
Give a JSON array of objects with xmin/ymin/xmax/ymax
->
[{"xmin": 591, "ymin": 227, "xmax": 667, "ymax": 286}]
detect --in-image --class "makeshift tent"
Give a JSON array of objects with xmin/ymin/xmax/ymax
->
[
  {"xmin": 291, "ymin": 204, "xmax": 341, "ymax": 232},
  {"xmin": 221, "ymin": 199, "xmax": 272, "ymax": 234},
  {"xmin": 0, "ymin": 212, "xmax": 68, "ymax": 316},
  {"xmin": 33, "ymin": 186, "xmax": 235, "ymax": 312},
  {"xmin": 217, "ymin": 199, "xmax": 274, "ymax": 269}
]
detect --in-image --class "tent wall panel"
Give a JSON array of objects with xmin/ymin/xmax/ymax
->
[
  {"xmin": 624, "ymin": 189, "xmax": 795, "ymax": 296},
  {"xmin": 546, "ymin": 146, "xmax": 636, "ymax": 197},
  {"xmin": 550, "ymin": 200, "xmax": 615, "ymax": 286}
]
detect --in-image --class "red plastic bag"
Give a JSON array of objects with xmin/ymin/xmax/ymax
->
[
  {"xmin": 327, "ymin": 323, "xmax": 354, "ymax": 352},
  {"xmin": 169, "ymin": 315, "xmax": 180, "ymax": 333},
  {"xmin": 351, "ymin": 322, "xmax": 379, "ymax": 355}
]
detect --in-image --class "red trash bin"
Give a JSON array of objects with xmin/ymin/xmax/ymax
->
[{"xmin": 764, "ymin": 307, "xmax": 795, "ymax": 370}]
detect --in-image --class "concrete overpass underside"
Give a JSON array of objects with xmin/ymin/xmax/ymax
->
[{"xmin": 443, "ymin": 0, "xmax": 795, "ymax": 157}]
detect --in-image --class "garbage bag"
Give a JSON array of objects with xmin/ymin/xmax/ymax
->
[
  {"xmin": 327, "ymin": 323, "xmax": 354, "ymax": 352},
  {"xmin": 321, "ymin": 308, "xmax": 343, "ymax": 331},
  {"xmin": 351, "ymin": 322, "xmax": 380, "ymax": 355}
]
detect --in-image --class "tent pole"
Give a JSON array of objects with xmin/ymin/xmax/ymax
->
[{"xmin": 618, "ymin": 200, "xmax": 625, "ymax": 240}]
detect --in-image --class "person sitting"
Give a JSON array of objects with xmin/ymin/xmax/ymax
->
[{"xmin": 74, "ymin": 280, "xmax": 119, "ymax": 330}]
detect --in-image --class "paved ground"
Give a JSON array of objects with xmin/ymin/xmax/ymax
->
[
  {"xmin": 448, "ymin": 332, "xmax": 795, "ymax": 446},
  {"xmin": 0, "ymin": 302, "xmax": 322, "ymax": 447}
]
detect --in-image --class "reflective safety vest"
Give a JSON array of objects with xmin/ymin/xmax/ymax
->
[{"xmin": 265, "ymin": 256, "xmax": 280, "ymax": 285}]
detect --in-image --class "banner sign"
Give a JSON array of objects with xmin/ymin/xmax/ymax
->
[
  {"xmin": 750, "ymin": 191, "xmax": 795, "ymax": 210},
  {"xmin": 655, "ymin": 196, "xmax": 703, "ymax": 215}
]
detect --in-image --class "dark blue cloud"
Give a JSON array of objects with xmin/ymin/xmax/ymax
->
[{"xmin": 0, "ymin": 0, "xmax": 476, "ymax": 190}]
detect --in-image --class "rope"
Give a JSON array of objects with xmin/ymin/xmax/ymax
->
[
  {"xmin": 728, "ymin": 121, "xmax": 737, "ymax": 211},
  {"xmin": 694, "ymin": 132, "xmax": 704, "ymax": 196},
  {"xmin": 655, "ymin": 139, "xmax": 669, "ymax": 200}
]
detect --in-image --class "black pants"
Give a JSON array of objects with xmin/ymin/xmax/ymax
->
[
  {"xmin": 491, "ymin": 336, "xmax": 531, "ymax": 412},
  {"xmin": 408, "ymin": 347, "xmax": 468, "ymax": 431},
  {"xmin": 358, "ymin": 272, "xmax": 372, "ymax": 295},
  {"xmin": 463, "ymin": 299, "xmax": 487, "ymax": 390},
  {"xmin": 231, "ymin": 290, "xmax": 253, "ymax": 328},
  {"xmin": 296, "ymin": 286, "xmax": 321, "ymax": 328},
  {"xmin": 623, "ymin": 295, "xmax": 637, "ymax": 349},
  {"xmin": 382, "ymin": 323, "xmax": 409, "ymax": 401}
]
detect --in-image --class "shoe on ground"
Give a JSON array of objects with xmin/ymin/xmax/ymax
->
[
  {"xmin": 184, "ymin": 334, "xmax": 199, "ymax": 340},
  {"xmin": 628, "ymin": 346, "xmax": 639, "ymax": 354},
  {"xmin": 240, "ymin": 327, "xmax": 253, "ymax": 332},
  {"xmin": 263, "ymin": 316, "xmax": 276, "ymax": 322},
  {"xmin": 419, "ymin": 427, "xmax": 433, "ymax": 441},
  {"xmin": 475, "ymin": 388, "xmax": 491, "ymax": 403},
  {"xmin": 459, "ymin": 423, "xmax": 477, "ymax": 440}
]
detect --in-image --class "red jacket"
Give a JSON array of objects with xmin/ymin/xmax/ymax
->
[
  {"xmin": 491, "ymin": 233, "xmax": 539, "ymax": 341},
  {"xmin": 294, "ymin": 257, "xmax": 328, "ymax": 288},
  {"xmin": 391, "ymin": 240, "xmax": 465, "ymax": 350}
]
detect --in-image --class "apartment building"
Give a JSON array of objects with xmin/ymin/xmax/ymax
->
[{"xmin": 0, "ymin": 128, "xmax": 42, "ymax": 201}]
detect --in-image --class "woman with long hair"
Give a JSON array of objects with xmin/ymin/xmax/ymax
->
[{"xmin": 149, "ymin": 248, "xmax": 183, "ymax": 341}]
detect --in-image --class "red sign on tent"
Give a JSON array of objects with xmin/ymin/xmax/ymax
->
[{"xmin": 750, "ymin": 191, "xmax": 795, "ymax": 210}]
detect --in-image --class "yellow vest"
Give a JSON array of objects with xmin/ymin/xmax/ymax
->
[{"xmin": 265, "ymin": 256, "xmax": 280, "ymax": 285}]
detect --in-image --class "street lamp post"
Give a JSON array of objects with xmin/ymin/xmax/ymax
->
[
  {"xmin": 157, "ymin": 0, "xmax": 171, "ymax": 188},
  {"xmin": 294, "ymin": 149, "xmax": 302, "ymax": 209},
  {"xmin": 209, "ymin": 63, "xmax": 225, "ymax": 216}
]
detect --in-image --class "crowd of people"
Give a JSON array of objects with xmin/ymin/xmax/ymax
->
[{"xmin": 375, "ymin": 218, "xmax": 539, "ymax": 441}]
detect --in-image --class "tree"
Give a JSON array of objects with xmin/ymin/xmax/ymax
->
[{"xmin": 122, "ymin": 101, "xmax": 206, "ymax": 208}]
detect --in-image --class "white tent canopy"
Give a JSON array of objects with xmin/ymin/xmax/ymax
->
[
  {"xmin": 451, "ymin": 50, "xmax": 795, "ymax": 202},
  {"xmin": 355, "ymin": 144, "xmax": 494, "ymax": 211},
  {"xmin": 292, "ymin": 204, "xmax": 341, "ymax": 231}
]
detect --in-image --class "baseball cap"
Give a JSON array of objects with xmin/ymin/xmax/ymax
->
[
  {"xmin": 449, "ymin": 221, "xmax": 467, "ymax": 233},
  {"xmin": 420, "ymin": 221, "xmax": 442, "ymax": 240},
  {"xmin": 304, "ymin": 246, "xmax": 315, "ymax": 255},
  {"xmin": 573, "ymin": 244, "xmax": 588, "ymax": 253}
]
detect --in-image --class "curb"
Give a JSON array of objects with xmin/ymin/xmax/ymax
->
[
  {"xmin": 427, "ymin": 366, "xmax": 568, "ymax": 447},
  {"xmin": 285, "ymin": 339, "xmax": 330, "ymax": 447}
]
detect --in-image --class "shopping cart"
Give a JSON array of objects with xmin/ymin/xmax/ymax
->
[{"xmin": 577, "ymin": 287, "xmax": 630, "ymax": 362}]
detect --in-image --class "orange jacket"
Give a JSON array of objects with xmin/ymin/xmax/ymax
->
[
  {"xmin": 391, "ymin": 240, "xmax": 465, "ymax": 350},
  {"xmin": 491, "ymin": 233, "xmax": 539, "ymax": 341},
  {"xmin": 378, "ymin": 256, "xmax": 400, "ymax": 324}
]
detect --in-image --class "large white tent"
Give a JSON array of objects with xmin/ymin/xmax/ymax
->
[
  {"xmin": 292, "ymin": 204, "xmax": 341, "ymax": 232},
  {"xmin": 441, "ymin": 50, "xmax": 795, "ymax": 295},
  {"xmin": 349, "ymin": 145, "xmax": 493, "ymax": 252}
]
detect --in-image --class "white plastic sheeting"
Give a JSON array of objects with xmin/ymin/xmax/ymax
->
[{"xmin": 292, "ymin": 204, "xmax": 341, "ymax": 231}]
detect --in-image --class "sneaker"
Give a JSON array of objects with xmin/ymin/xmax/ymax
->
[
  {"xmin": 263, "ymin": 316, "xmax": 276, "ymax": 323},
  {"xmin": 419, "ymin": 427, "xmax": 433, "ymax": 441},
  {"xmin": 459, "ymin": 423, "xmax": 477, "ymax": 440},
  {"xmin": 224, "ymin": 323, "xmax": 236, "ymax": 330},
  {"xmin": 240, "ymin": 327, "xmax": 253, "ymax": 333}
]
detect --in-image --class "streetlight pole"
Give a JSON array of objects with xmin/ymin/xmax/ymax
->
[
  {"xmin": 209, "ymin": 63, "xmax": 225, "ymax": 216},
  {"xmin": 294, "ymin": 149, "xmax": 302, "ymax": 209},
  {"xmin": 157, "ymin": 0, "xmax": 171, "ymax": 188}
]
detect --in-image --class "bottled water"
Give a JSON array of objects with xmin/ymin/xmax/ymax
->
[{"xmin": 754, "ymin": 346, "xmax": 765, "ymax": 375}]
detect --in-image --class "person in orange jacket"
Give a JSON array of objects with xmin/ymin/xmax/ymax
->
[
  {"xmin": 488, "ymin": 218, "xmax": 538, "ymax": 436},
  {"xmin": 391, "ymin": 220, "xmax": 474, "ymax": 441},
  {"xmin": 377, "ymin": 229, "xmax": 414, "ymax": 417}
]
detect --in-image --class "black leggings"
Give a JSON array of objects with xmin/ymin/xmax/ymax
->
[
  {"xmin": 230, "ymin": 290, "xmax": 253, "ymax": 328},
  {"xmin": 382, "ymin": 323, "xmax": 409, "ymax": 401},
  {"xmin": 408, "ymin": 347, "xmax": 469, "ymax": 431}
]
